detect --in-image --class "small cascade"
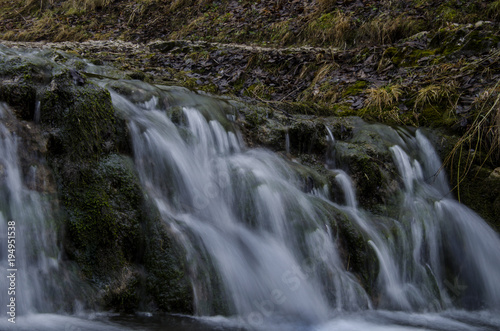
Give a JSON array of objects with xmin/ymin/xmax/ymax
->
[
  {"xmin": 0, "ymin": 104, "xmax": 84, "ymax": 319},
  {"xmin": 334, "ymin": 170, "xmax": 357, "ymax": 209},
  {"xmin": 108, "ymin": 79, "xmax": 500, "ymax": 324},
  {"xmin": 1, "ymin": 46, "xmax": 500, "ymax": 330},
  {"xmin": 329, "ymin": 125, "xmax": 500, "ymax": 312},
  {"xmin": 109, "ymin": 85, "xmax": 372, "ymax": 324},
  {"xmin": 325, "ymin": 126, "xmax": 336, "ymax": 169}
]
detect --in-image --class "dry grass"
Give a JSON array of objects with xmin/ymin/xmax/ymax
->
[
  {"xmin": 304, "ymin": 10, "xmax": 352, "ymax": 47},
  {"xmin": 311, "ymin": 63, "xmax": 338, "ymax": 87},
  {"xmin": 170, "ymin": 0, "xmax": 195, "ymax": 12},
  {"xmin": 470, "ymin": 85, "xmax": 500, "ymax": 163},
  {"xmin": 12, "ymin": 10, "xmax": 88, "ymax": 41},
  {"xmin": 268, "ymin": 20, "xmax": 294, "ymax": 44},
  {"xmin": 365, "ymin": 84, "xmax": 403, "ymax": 111},
  {"xmin": 21, "ymin": 0, "xmax": 54, "ymax": 12},
  {"xmin": 316, "ymin": 0, "xmax": 336, "ymax": 12},
  {"xmin": 169, "ymin": 15, "xmax": 206, "ymax": 39},
  {"xmin": 445, "ymin": 82, "xmax": 500, "ymax": 198},
  {"xmin": 414, "ymin": 80, "xmax": 458, "ymax": 111},
  {"xmin": 22, "ymin": 0, "xmax": 116, "ymax": 15},
  {"xmin": 358, "ymin": 15, "xmax": 419, "ymax": 45}
]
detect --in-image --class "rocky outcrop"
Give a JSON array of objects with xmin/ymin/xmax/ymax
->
[{"xmin": 0, "ymin": 46, "xmax": 193, "ymax": 313}]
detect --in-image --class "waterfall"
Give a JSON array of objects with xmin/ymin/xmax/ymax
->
[
  {"xmin": 329, "ymin": 124, "xmax": 500, "ymax": 312},
  {"xmin": 1, "ymin": 45, "xmax": 500, "ymax": 330},
  {"xmin": 108, "ymin": 79, "xmax": 500, "ymax": 328},
  {"xmin": 0, "ymin": 105, "xmax": 60, "ymax": 316},
  {"xmin": 0, "ymin": 103, "xmax": 89, "ymax": 330},
  {"xmin": 109, "ymin": 84, "xmax": 372, "ymax": 325}
]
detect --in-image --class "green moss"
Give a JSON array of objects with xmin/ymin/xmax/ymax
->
[
  {"xmin": 244, "ymin": 107, "xmax": 268, "ymax": 128},
  {"xmin": 0, "ymin": 82, "xmax": 37, "ymax": 120},
  {"xmin": 333, "ymin": 103, "xmax": 357, "ymax": 116},
  {"xmin": 419, "ymin": 105, "xmax": 455, "ymax": 127},
  {"xmin": 199, "ymin": 83, "xmax": 218, "ymax": 94},
  {"xmin": 245, "ymin": 82, "xmax": 276, "ymax": 99},
  {"xmin": 40, "ymin": 70, "xmax": 117, "ymax": 160},
  {"xmin": 61, "ymin": 155, "xmax": 142, "ymax": 279},
  {"xmin": 342, "ymin": 80, "xmax": 368, "ymax": 97},
  {"xmin": 384, "ymin": 46, "xmax": 439, "ymax": 67}
]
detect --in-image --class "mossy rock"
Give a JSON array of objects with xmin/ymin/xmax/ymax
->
[
  {"xmin": 0, "ymin": 52, "xmax": 54, "ymax": 83},
  {"xmin": 334, "ymin": 125, "xmax": 400, "ymax": 212},
  {"xmin": 58, "ymin": 154, "xmax": 193, "ymax": 313},
  {"xmin": 0, "ymin": 81, "xmax": 37, "ymax": 120},
  {"xmin": 429, "ymin": 26, "xmax": 500, "ymax": 57},
  {"xmin": 288, "ymin": 119, "xmax": 328, "ymax": 154},
  {"xmin": 423, "ymin": 129, "xmax": 500, "ymax": 230},
  {"xmin": 40, "ymin": 70, "xmax": 117, "ymax": 160},
  {"xmin": 449, "ymin": 165, "xmax": 500, "ymax": 231},
  {"xmin": 60, "ymin": 155, "xmax": 143, "ymax": 279},
  {"xmin": 103, "ymin": 266, "xmax": 143, "ymax": 313},
  {"xmin": 143, "ymin": 209, "xmax": 194, "ymax": 314},
  {"xmin": 315, "ymin": 199, "xmax": 379, "ymax": 294}
]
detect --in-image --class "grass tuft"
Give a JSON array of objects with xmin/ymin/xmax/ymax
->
[
  {"xmin": 444, "ymin": 81, "xmax": 500, "ymax": 199},
  {"xmin": 414, "ymin": 80, "xmax": 458, "ymax": 111},
  {"xmin": 358, "ymin": 15, "xmax": 420, "ymax": 45},
  {"xmin": 303, "ymin": 10, "xmax": 352, "ymax": 47},
  {"xmin": 365, "ymin": 84, "xmax": 403, "ymax": 111}
]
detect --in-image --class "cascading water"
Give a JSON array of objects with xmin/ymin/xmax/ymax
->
[
  {"xmin": 2, "ymin": 45, "xmax": 500, "ymax": 330},
  {"xmin": 328, "ymin": 125, "xmax": 500, "ymax": 314},
  {"xmin": 106, "ymin": 79, "xmax": 500, "ymax": 329},
  {"xmin": 0, "ymin": 103, "xmax": 100, "ymax": 331},
  {"xmin": 0, "ymin": 104, "xmax": 61, "ymax": 316},
  {"xmin": 108, "ymin": 84, "xmax": 371, "ymax": 326}
]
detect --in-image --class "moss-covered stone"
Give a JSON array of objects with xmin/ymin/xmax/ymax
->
[
  {"xmin": 334, "ymin": 125, "xmax": 400, "ymax": 212},
  {"xmin": 143, "ymin": 210, "xmax": 194, "ymax": 314},
  {"xmin": 0, "ymin": 50, "xmax": 195, "ymax": 314},
  {"xmin": 447, "ymin": 162, "xmax": 500, "ymax": 231},
  {"xmin": 288, "ymin": 119, "xmax": 328, "ymax": 154},
  {"xmin": 0, "ymin": 52, "xmax": 54, "ymax": 83},
  {"xmin": 0, "ymin": 81, "xmax": 37, "ymax": 120},
  {"xmin": 313, "ymin": 198, "xmax": 379, "ymax": 294},
  {"xmin": 58, "ymin": 155, "xmax": 141, "ymax": 278},
  {"xmin": 40, "ymin": 70, "xmax": 117, "ymax": 160}
]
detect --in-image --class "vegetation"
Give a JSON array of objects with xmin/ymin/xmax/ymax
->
[
  {"xmin": 1, "ymin": 0, "xmax": 500, "ymax": 315},
  {"xmin": 0, "ymin": 1, "xmax": 491, "ymax": 46}
]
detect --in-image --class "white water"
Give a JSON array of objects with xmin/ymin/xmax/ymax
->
[
  {"xmin": 328, "ymin": 126, "xmax": 500, "ymax": 314},
  {"xmin": 110, "ymin": 87, "xmax": 371, "ymax": 326},
  {"xmin": 1, "ymin": 44, "xmax": 500, "ymax": 330},
  {"xmin": 0, "ymin": 104, "xmax": 60, "ymax": 315},
  {"xmin": 106, "ymin": 80, "xmax": 500, "ymax": 329}
]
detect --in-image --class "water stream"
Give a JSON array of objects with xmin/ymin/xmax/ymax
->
[
  {"xmin": 1, "ymin": 47, "xmax": 500, "ymax": 330},
  {"xmin": 106, "ymin": 80, "xmax": 500, "ymax": 329}
]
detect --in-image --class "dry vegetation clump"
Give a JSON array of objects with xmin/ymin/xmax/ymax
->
[
  {"xmin": 444, "ymin": 81, "xmax": 500, "ymax": 196},
  {"xmin": 365, "ymin": 84, "xmax": 403, "ymax": 111},
  {"xmin": 357, "ymin": 14, "xmax": 421, "ymax": 46},
  {"xmin": 414, "ymin": 80, "xmax": 458, "ymax": 111},
  {"xmin": 304, "ymin": 10, "xmax": 352, "ymax": 47}
]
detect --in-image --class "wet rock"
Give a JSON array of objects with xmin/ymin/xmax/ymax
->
[
  {"xmin": 0, "ymin": 48, "xmax": 195, "ymax": 314},
  {"xmin": 0, "ymin": 81, "xmax": 37, "ymax": 120}
]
